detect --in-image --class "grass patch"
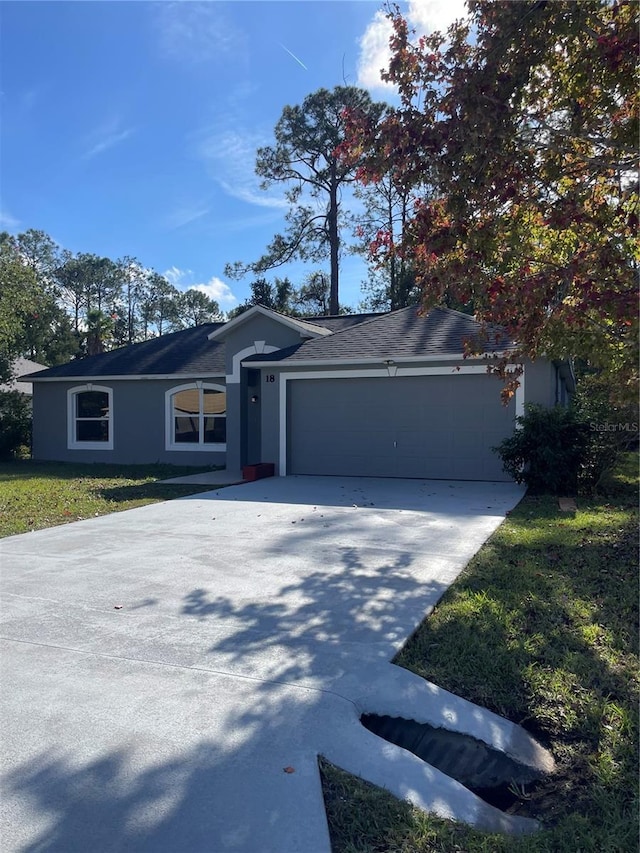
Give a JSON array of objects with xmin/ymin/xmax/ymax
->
[
  {"xmin": 321, "ymin": 454, "xmax": 639, "ymax": 852},
  {"xmin": 0, "ymin": 460, "xmax": 217, "ymax": 537}
]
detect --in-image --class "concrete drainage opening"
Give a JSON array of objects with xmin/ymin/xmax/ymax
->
[{"xmin": 361, "ymin": 713, "xmax": 546, "ymax": 811}]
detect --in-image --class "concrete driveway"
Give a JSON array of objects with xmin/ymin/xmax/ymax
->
[{"xmin": 0, "ymin": 476, "xmax": 545, "ymax": 852}]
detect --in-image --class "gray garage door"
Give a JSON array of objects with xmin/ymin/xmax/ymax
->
[{"xmin": 287, "ymin": 375, "xmax": 515, "ymax": 481}]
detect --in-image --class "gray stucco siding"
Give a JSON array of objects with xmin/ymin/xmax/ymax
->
[
  {"xmin": 222, "ymin": 314, "xmax": 310, "ymax": 378},
  {"xmin": 257, "ymin": 367, "xmax": 282, "ymax": 468},
  {"xmin": 523, "ymin": 359, "xmax": 571, "ymax": 409},
  {"xmin": 31, "ymin": 378, "xmax": 226, "ymax": 467},
  {"xmin": 32, "ymin": 381, "xmax": 67, "ymax": 460},
  {"xmin": 224, "ymin": 381, "xmax": 243, "ymax": 472},
  {"xmin": 221, "ymin": 314, "xmax": 318, "ymax": 470},
  {"xmin": 286, "ymin": 373, "xmax": 515, "ymax": 481},
  {"xmin": 524, "ymin": 360, "xmax": 552, "ymax": 408}
]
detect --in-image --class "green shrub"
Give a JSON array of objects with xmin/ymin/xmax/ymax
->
[
  {"xmin": 572, "ymin": 373, "xmax": 639, "ymax": 491},
  {"xmin": 0, "ymin": 391, "xmax": 32, "ymax": 459},
  {"xmin": 494, "ymin": 404, "xmax": 588, "ymax": 494},
  {"xmin": 495, "ymin": 381, "xmax": 639, "ymax": 494}
]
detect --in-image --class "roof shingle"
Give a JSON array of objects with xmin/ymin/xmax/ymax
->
[
  {"xmin": 27, "ymin": 323, "xmax": 226, "ymax": 379},
  {"xmin": 245, "ymin": 306, "xmax": 514, "ymax": 364},
  {"xmin": 27, "ymin": 307, "xmax": 514, "ymax": 380}
]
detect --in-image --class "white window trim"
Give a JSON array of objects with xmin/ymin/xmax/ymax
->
[
  {"xmin": 165, "ymin": 381, "xmax": 227, "ymax": 451},
  {"xmin": 227, "ymin": 341, "xmax": 279, "ymax": 384},
  {"xmin": 277, "ymin": 365, "xmax": 525, "ymax": 476},
  {"xmin": 67, "ymin": 384, "xmax": 114, "ymax": 451}
]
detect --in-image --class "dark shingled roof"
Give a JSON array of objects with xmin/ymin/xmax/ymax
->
[
  {"xmin": 245, "ymin": 306, "xmax": 515, "ymax": 364},
  {"xmin": 304, "ymin": 313, "xmax": 385, "ymax": 332},
  {"xmin": 27, "ymin": 307, "xmax": 515, "ymax": 380},
  {"xmin": 27, "ymin": 314, "xmax": 387, "ymax": 380},
  {"xmin": 28, "ymin": 323, "xmax": 226, "ymax": 379}
]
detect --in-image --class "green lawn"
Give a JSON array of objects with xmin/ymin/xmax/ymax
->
[
  {"xmin": 321, "ymin": 455, "xmax": 639, "ymax": 853},
  {"xmin": 0, "ymin": 460, "xmax": 216, "ymax": 538}
]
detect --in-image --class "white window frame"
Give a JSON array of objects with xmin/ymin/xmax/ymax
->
[
  {"xmin": 67, "ymin": 384, "xmax": 114, "ymax": 451},
  {"xmin": 165, "ymin": 382, "xmax": 226, "ymax": 451}
]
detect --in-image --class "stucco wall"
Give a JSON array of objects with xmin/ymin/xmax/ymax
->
[
  {"xmin": 221, "ymin": 313, "xmax": 309, "ymax": 470},
  {"xmin": 32, "ymin": 378, "xmax": 226, "ymax": 467},
  {"xmin": 259, "ymin": 366, "xmax": 281, "ymax": 468},
  {"xmin": 524, "ymin": 360, "xmax": 557, "ymax": 408},
  {"xmin": 221, "ymin": 313, "xmax": 309, "ymax": 378}
]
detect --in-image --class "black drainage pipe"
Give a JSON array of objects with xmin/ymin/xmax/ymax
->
[{"xmin": 361, "ymin": 714, "xmax": 544, "ymax": 810}]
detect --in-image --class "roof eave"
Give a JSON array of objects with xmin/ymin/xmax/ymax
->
[
  {"xmin": 241, "ymin": 352, "xmax": 513, "ymax": 369},
  {"xmin": 30, "ymin": 372, "xmax": 227, "ymax": 382}
]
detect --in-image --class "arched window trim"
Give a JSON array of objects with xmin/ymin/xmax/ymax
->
[
  {"xmin": 165, "ymin": 381, "xmax": 227, "ymax": 451},
  {"xmin": 67, "ymin": 384, "xmax": 114, "ymax": 451}
]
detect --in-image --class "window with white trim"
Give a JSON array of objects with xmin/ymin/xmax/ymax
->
[
  {"xmin": 166, "ymin": 383, "xmax": 226, "ymax": 450},
  {"xmin": 67, "ymin": 385, "xmax": 113, "ymax": 450}
]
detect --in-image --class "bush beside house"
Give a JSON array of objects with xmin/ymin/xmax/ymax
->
[
  {"xmin": 495, "ymin": 382, "xmax": 639, "ymax": 494},
  {"xmin": 0, "ymin": 391, "xmax": 32, "ymax": 459},
  {"xmin": 0, "ymin": 358, "xmax": 47, "ymax": 459}
]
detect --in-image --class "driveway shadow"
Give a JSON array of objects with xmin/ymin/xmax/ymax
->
[{"xmin": 3, "ymin": 691, "xmax": 331, "ymax": 853}]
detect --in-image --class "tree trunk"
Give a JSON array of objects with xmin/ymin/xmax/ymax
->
[
  {"xmin": 329, "ymin": 167, "xmax": 339, "ymax": 315},
  {"xmin": 388, "ymin": 191, "xmax": 398, "ymax": 310}
]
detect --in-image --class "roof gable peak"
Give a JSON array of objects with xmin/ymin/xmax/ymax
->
[{"xmin": 207, "ymin": 305, "xmax": 332, "ymax": 342}]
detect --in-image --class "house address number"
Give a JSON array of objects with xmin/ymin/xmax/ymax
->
[{"xmin": 265, "ymin": 374, "xmax": 275, "ymax": 383}]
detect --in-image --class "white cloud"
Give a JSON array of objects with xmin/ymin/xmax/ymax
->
[
  {"xmin": 165, "ymin": 205, "xmax": 210, "ymax": 230},
  {"xmin": 410, "ymin": 0, "xmax": 468, "ymax": 35},
  {"xmin": 163, "ymin": 266, "xmax": 192, "ymax": 286},
  {"xmin": 212, "ymin": 208, "xmax": 290, "ymax": 236},
  {"xmin": 357, "ymin": 10, "xmax": 395, "ymax": 92},
  {"xmin": 196, "ymin": 127, "xmax": 288, "ymax": 210},
  {"xmin": 163, "ymin": 267, "xmax": 237, "ymax": 306},
  {"xmin": 191, "ymin": 278, "xmax": 237, "ymax": 306},
  {"xmin": 155, "ymin": 2, "xmax": 244, "ymax": 65},
  {"xmin": 83, "ymin": 129, "xmax": 133, "ymax": 159},
  {"xmin": 82, "ymin": 118, "xmax": 135, "ymax": 160},
  {"xmin": 0, "ymin": 209, "xmax": 20, "ymax": 229},
  {"xmin": 218, "ymin": 180, "xmax": 287, "ymax": 210},
  {"xmin": 357, "ymin": 0, "xmax": 468, "ymax": 92}
]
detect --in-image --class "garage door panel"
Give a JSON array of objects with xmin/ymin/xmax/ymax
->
[
  {"xmin": 455, "ymin": 428, "xmax": 490, "ymax": 454},
  {"xmin": 287, "ymin": 375, "xmax": 514, "ymax": 481},
  {"xmin": 396, "ymin": 427, "xmax": 450, "ymax": 451}
]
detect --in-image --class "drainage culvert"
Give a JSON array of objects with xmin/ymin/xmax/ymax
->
[{"xmin": 361, "ymin": 713, "xmax": 546, "ymax": 810}]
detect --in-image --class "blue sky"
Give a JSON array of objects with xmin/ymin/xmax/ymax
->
[{"xmin": 1, "ymin": 1, "xmax": 464, "ymax": 313}]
